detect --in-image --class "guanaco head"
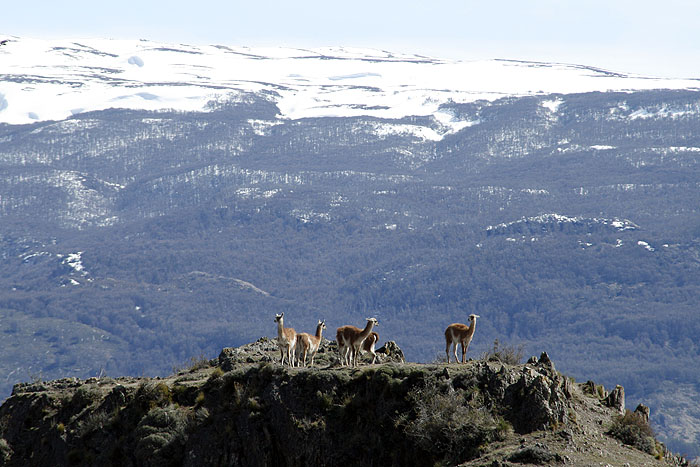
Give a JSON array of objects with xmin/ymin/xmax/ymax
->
[
  {"xmin": 469, "ymin": 314, "xmax": 480, "ymax": 322},
  {"xmin": 366, "ymin": 317, "xmax": 379, "ymax": 326},
  {"xmin": 275, "ymin": 313, "xmax": 284, "ymax": 323},
  {"xmin": 318, "ymin": 320, "xmax": 327, "ymax": 329}
]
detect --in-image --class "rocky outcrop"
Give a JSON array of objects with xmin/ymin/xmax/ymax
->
[
  {"xmin": 604, "ymin": 384, "xmax": 626, "ymax": 414},
  {"xmin": 0, "ymin": 341, "xmax": 688, "ymax": 467}
]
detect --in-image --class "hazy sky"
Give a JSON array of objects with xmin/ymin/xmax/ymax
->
[{"xmin": 3, "ymin": 0, "xmax": 700, "ymax": 79}]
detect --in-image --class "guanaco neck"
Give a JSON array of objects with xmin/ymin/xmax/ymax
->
[
  {"xmin": 315, "ymin": 323, "xmax": 324, "ymax": 340},
  {"xmin": 358, "ymin": 320, "xmax": 374, "ymax": 340},
  {"xmin": 466, "ymin": 320, "xmax": 476, "ymax": 338},
  {"xmin": 276, "ymin": 318, "xmax": 286, "ymax": 339}
]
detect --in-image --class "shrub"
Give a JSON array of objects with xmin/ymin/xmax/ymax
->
[
  {"xmin": 608, "ymin": 410, "xmax": 660, "ymax": 456},
  {"xmin": 77, "ymin": 411, "xmax": 111, "ymax": 437},
  {"xmin": 137, "ymin": 381, "xmax": 172, "ymax": 409},
  {"xmin": 135, "ymin": 404, "xmax": 189, "ymax": 464},
  {"xmin": 401, "ymin": 380, "xmax": 510, "ymax": 464},
  {"xmin": 208, "ymin": 367, "xmax": 224, "ymax": 382},
  {"xmin": 0, "ymin": 438, "xmax": 12, "ymax": 463},
  {"xmin": 480, "ymin": 339, "xmax": 525, "ymax": 365},
  {"xmin": 71, "ymin": 385, "xmax": 102, "ymax": 409},
  {"xmin": 172, "ymin": 354, "xmax": 211, "ymax": 374}
]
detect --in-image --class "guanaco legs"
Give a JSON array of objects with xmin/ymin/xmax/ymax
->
[
  {"xmin": 360, "ymin": 331, "xmax": 379, "ymax": 364},
  {"xmin": 445, "ymin": 314, "xmax": 480, "ymax": 363},
  {"xmin": 336, "ymin": 318, "xmax": 378, "ymax": 367},
  {"xmin": 275, "ymin": 313, "xmax": 297, "ymax": 367},
  {"xmin": 296, "ymin": 320, "xmax": 326, "ymax": 367}
]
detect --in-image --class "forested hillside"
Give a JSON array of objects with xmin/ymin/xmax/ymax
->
[{"xmin": 1, "ymin": 89, "xmax": 699, "ymax": 455}]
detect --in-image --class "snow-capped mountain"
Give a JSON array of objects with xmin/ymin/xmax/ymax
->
[{"xmin": 2, "ymin": 36, "xmax": 699, "ymax": 126}]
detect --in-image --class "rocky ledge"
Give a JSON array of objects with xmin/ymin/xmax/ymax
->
[{"xmin": 0, "ymin": 338, "xmax": 691, "ymax": 466}]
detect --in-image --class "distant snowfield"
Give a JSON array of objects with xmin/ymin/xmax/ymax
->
[{"xmin": 1, "ymin": 36, "xmax": 699, "ymax": 125}]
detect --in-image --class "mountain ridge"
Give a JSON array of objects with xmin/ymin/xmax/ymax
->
[
  {"xmin": 0, "ymin": 340, "xmax": 692, "ymax": 466},
  {"xmin": 2, "ymin": 36, "xmax": 699, "ymax": 125}
]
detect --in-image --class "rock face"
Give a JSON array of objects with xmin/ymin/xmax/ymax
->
[
  {"xmin": 0, "ymin": 341, "xmax": 687, "ymax": 467},
  {"xmin": 605, "ymin": 384, "xmax": 626, "ymax": 414}
]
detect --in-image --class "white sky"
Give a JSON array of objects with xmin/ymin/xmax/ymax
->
[{"xmin": 3, "ymin": 0, "xmax": 700, "ymax": 79}]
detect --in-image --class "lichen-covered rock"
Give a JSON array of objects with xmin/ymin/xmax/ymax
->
[
  {"xmin": 376, "ymin": 340, "xmax": 405, "ymax": 363},
  {"xmin": 503, "ymin": 354, "xmax": 572, "ymax": 433},
  {"xmin": 605, "ymin": 385, "xmax": 625, "ymax": 414},
  {"xmin": 508, "ymin": 442, "xmax": 564, "ymax": 464},
  {"xmin": 636, "ymin": 403, "xmax": 651, "ymax": 423},
  {"xmin": 218, "ymin": 337, "xmax": 278, "ymax": 370}
]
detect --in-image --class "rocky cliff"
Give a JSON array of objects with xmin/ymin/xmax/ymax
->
[{"xmin": 0, "ymin": 338, "xmax": 691, "ymax": 466}]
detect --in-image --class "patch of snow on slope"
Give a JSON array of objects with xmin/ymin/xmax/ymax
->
[
  {"xmin": 248, "ymin": 119, "xmax": 283, "ymax": 136},
  {"xmin": 629, "ymin": 104, "xmax": 700, "ymax": 120},
  {"xmin": 369, "ymin": 122, "xmax": 442, "ymax": 141},
  {"xmin": 638, "ymin": 240, "xmax": 655, "ymax": 251},
  {"xmin": 541, "ymin": 98, "xmax": 564, "ymax": 112},
  {"xmin": 46, "ymin": 171, "xmax": 117, "ymax": 228},
  {"xmin": 487, "ymin": 213, "xmax": 638, "ymax": 232},
  {"xmin": 433, "ymin": 109, "xmax": 479, "ymax": 135},
  {"xmin": 61, "ymin": 252, "xmax": 86, "ymax": 274}
]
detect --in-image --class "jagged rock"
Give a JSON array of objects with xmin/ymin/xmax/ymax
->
[
  {"xmin": 604, "ymin": 385, "xmax": 625, "ymax": 414},
  {"xmin": 218, "ymin": 337, "xmax": 278, "ymax": 370},
  {"xmin": 635, "ymin": 403, "xmax": 651, "ymax": 423},
  {"xmin": 536, "ymin": 351, "xmax": 555, "ymax": 374},
  {"xmin": 504, "ymin": 363, "xmax": 572, "ymax": 432},
  {"xmin": 508, "ymin": 442, "xmax": 564, "ymax": 464},
  {"xmin": 375, "ymin": 340, "xmax": 405, "ymax": 363}
]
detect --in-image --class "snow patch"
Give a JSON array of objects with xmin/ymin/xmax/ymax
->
[
  {"xmin": 487, "ymin": 213, "xmax": 638, "ymax": 232},
  {"xmin": 521, "ymin": 188, "xmax": 550, "ymax": 195},
  {"xmin": 60, "ymin": 251, "xmax": 89, "ymax": 276},
  {"xmin": 369, "ymin": 122, "xmax": 442, "ymax": 141},
  {"xmin": 541, "ymin": 98, "xmax": 563, "ymax": 112},
  {"xmin": 638, "ymin": 240, "xmax": 655, "ymax": 252},
  {"xmin": 629, "ymin": 105, "xmax": 699, "ymax": 120},
  {"xmin": 248, "ymin": 119, "xmax": 283, "ymax": 136}
]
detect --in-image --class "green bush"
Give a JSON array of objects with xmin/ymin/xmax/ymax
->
[
  {"xmin": 71, "ymin": 385, "xmax": 102, "ymax": 409},
  {"xmin": 608, "ymin": 410, "xmax": 660, "ymax": 456},
  {"xmin": 401, "ymin": 380, "xmax": 510, "ymax": 464},
  {"xmin": 480, "ymin": 339, "xmax": 525, "ymax": 365},
  {"xmin": 172, "ymin": 354, "xmax": 211, "ymax": 374},
  {"xmin": 137, "ymin": 381, "xmax": 173, "ymax": 410},
  {"xmin": 77, "ymin": 411, "xmax": 111, "ymax": 437},
  {"xmin": 135, "ymin": 404, "xmax": 189, "ymax": 465},
  {"xmin": 0, "ymin": 438, "xmax": 12, "ymax": 463}
]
